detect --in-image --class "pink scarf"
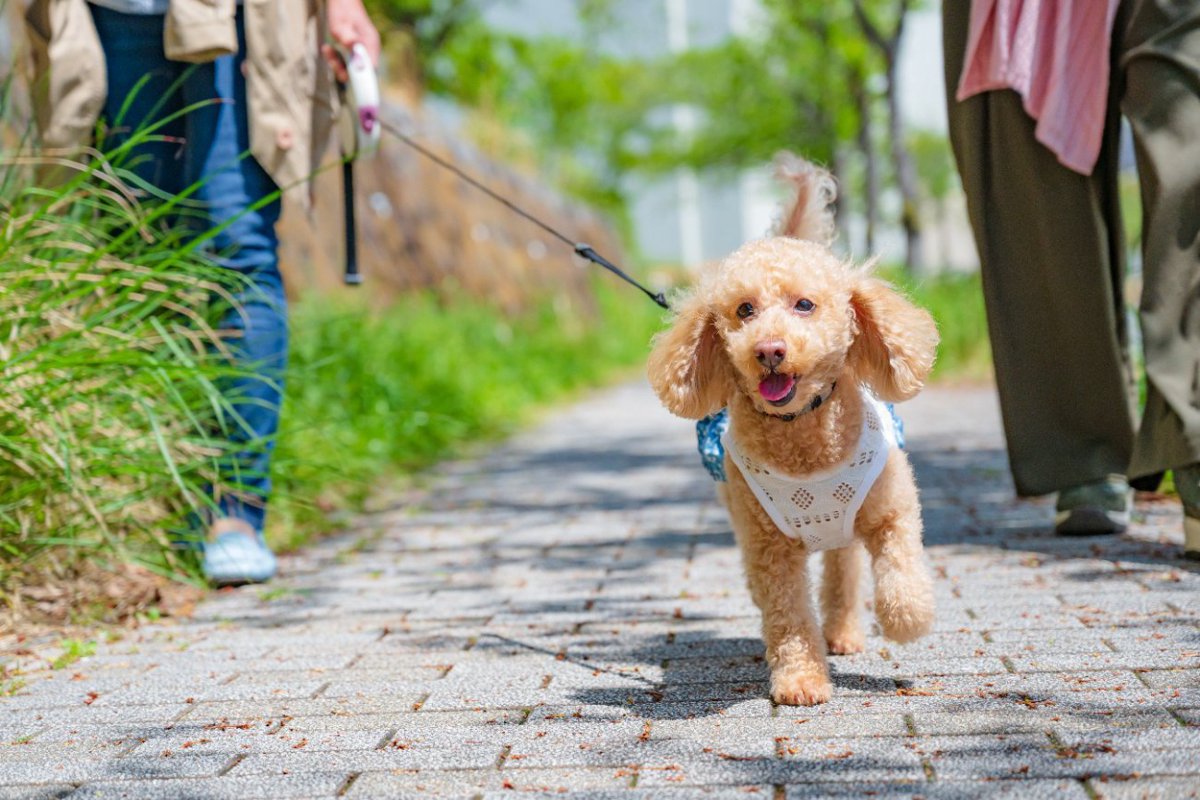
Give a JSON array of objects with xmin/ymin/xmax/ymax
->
[{"xmin": 956, "ymin": 0, "xmax": 1122, "ymax": 175}]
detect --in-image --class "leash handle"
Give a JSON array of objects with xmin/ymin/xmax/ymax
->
[
  {"xmin": 337, "ymin": 42, "xmax": 381, "ymax": 157},
  {"xmin": 342, "ymin": 159, "xmax": 362, "ymax": 286},
  {"xmin": 336, "ymin": 42, "xmax": 377, "ymax": 286}
]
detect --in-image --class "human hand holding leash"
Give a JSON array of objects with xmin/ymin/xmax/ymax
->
[{"xmin": 322, "ymin": 0, "xmax": 381, "ymax": 83}]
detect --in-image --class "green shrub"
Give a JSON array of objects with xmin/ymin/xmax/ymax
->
[
  {"xmin": 886, "ymin": 269, "xmax": 993, "ymax": 381},
  {"xmin": 267, "ymin": 280, "xmax": 663, "ymax": 549}
]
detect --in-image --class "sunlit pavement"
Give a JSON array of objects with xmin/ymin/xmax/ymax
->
[{"xmin": 2, "ymin": 381, "xmax": 1198, "ymax": 799}]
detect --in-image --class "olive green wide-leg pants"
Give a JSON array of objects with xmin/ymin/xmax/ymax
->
[{"xmin": 943, "ymin": 0, "xmax": 1200, "ymax": 497}]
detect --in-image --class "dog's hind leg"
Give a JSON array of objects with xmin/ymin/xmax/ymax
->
[
  {"xmin": 715, "ymin": 481, "xmax": 730, "ymax": 510},
  {"xmin": 820, "ymin": 543, "xmax": 866, "ymax": 655}
]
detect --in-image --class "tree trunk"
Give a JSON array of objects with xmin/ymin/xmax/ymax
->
[
  {"xmin": 852, "ymin": 72, "xmax": 879, "ymax": 255},
  {"xmin": 884, "ymin": 56, "xmax": 923, "ymax": 272},
  {"xmin": 852, "ymin": 0, "xmax": 923, "ymax": 271},
  {"xmin": 829, "ymin": 148, "xmax": 852, "ymax": 248}
]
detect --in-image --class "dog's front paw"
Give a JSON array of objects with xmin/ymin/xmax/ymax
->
[
  {"xmin": 770, "ymin": 670, "xmax": 832, "ymax": 706},
  {"xmin": 874, "ymin": 567, "xmax": 935, "ymax": 643}
]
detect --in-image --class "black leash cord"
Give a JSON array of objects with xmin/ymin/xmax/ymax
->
[{"xmin": 377, "ymin": 118, "xmax": 670, "ymax": 310}]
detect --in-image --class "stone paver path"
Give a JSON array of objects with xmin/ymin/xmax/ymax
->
[{"xmin": 2, "ymin": 382, "xmax": 1199, "ymax": 799}]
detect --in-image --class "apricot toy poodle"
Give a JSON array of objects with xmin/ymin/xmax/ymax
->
[{"xmin": 647, "ymin": 155, "xmax": 939, "ymax": 705}]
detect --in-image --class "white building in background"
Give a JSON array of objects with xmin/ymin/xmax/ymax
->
[{"xmin": 480, "ymin": 0, "xmax": 977, "ymax": 271}]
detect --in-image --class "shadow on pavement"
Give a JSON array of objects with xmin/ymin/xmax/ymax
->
[{"xmin": 909, "ymin": 445, "xmax": 1199, "ymax": 574}]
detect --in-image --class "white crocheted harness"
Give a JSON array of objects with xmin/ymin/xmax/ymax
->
[{"xmin": 722, "ymin": 390, "xmax": 897, "ymax": 551}]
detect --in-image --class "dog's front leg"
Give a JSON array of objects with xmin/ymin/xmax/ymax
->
[
  {"xmin": 756, "ymin": 544, "xmax": 832, "ymax": 705},
  {"xmin": 729, "ymin": 481, "xmax": 831, "ymax": 705},
  {"xmin": 858, "ymin": 451, "xmax": 935, "ymax": 643}
]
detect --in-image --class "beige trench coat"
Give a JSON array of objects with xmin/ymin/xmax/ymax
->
[{"xmin": 23, "ymin": 0, "xmax": 340, "ymax": 197}]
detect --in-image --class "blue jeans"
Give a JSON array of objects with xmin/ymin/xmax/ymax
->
[{"xmin": 91, "ymin": 5, "xmax": 287, "ymax": 535}]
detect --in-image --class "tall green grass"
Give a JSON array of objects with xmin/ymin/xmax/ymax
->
[
  {"xmin": 0, "ymin": 152, "xmax": 248, "ymax": 589},
  {"xmin": 0, "ymin": 151, "xmax": 666, "ymax": 585}
]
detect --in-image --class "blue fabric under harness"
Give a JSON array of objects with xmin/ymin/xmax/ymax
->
[{"xmin": 695, "ymin": 401, "xmax": 905, "ymax": 483}]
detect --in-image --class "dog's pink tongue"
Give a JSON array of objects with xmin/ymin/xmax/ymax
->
[{"xmin": 758, "ymin": 373, "xmax": 795, "ymax": 402}]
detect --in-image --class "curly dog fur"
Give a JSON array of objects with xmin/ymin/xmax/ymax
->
[{"xmin": 647, "ymin": 154, "xmax": 939, "ymax": 706}]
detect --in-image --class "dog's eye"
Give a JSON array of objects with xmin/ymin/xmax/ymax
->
[
  {"xmin": 794, "ymin": 298, "xmax": 815, "ymax": 315},
  {"xmin": 736, "ymin": 302, "xmax": 755, "ymax": 319}
]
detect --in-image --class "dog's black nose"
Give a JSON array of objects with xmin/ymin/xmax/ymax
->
[{"xmin": 755, "ymin": 339, "xmax": 787, "ymax": 369}]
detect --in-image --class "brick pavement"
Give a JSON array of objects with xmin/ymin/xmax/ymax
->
[{"xmin": 1, "ymin": 382, "xmax": 1198, "ymax": 799}]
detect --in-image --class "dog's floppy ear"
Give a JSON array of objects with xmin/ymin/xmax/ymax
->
[
  {"xmin": 848, "ymin": 275, "xmax": 939, "ymax": 402},
  {"xmin": 647, "ymin": 291, "xmax": 733, "ymax": 419}
]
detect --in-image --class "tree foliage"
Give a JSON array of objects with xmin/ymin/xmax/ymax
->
[
  {"xmin": 363, "ymin": 0, "xmax": 477, "ymax": 63},
  {"xmin": 366, "ymin": 0, "xmax": 937, "ymax": 264}
]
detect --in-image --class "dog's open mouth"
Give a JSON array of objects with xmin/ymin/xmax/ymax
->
[{"xmin": 758, "ymin": 372, "xmax": 797, "ymax": 406}]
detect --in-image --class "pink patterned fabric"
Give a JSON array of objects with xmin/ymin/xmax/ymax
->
[{"xmin": 956, "ymin": 0, "xmax": 1121, "ymax": 175}]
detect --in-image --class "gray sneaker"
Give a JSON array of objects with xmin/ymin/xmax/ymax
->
[
  {"xmin": 1054, "ymin": 475, "xmax": 1132, "ymax": 535},
  {"xmin": 203, "ymin": 517, "xmax": 277, "ymax": 586},
  {"xmin": 1174, "ymin": 464, "xmax": 1200, "ymax": 560}
]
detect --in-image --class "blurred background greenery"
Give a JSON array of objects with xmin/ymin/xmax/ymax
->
[
  {"xmin": 0, "ymin": 0, "xmax": 1005, "ymax": 624},
  {"xmin": 361, "ymin": 0, "xmax": 969, "ymax": 273}
]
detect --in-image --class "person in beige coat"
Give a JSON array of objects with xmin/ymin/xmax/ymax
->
[{"xmin": 24, "ymin": 0, "xmax": 380, "ymax": 583}]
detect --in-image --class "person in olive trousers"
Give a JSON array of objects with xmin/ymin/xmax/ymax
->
[{"xmin": 942, "ymin": 0, "xmax": 1200, "ymax": 556}]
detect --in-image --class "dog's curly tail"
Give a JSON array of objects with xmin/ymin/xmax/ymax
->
[{"xmin": 772, "ymin": 152, "xmax": 838, "ymax": 247}]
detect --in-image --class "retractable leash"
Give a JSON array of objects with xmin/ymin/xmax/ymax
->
[
  {"xmin": 333, "ymin": 45, "xmax": 669, "ymax": 310},
  {"xmin": 337, "ymin": 43, "xmax": 381, "ymax": 287}
]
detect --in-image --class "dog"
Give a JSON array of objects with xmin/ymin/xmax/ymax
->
[{"xmin": 646, "ymin": 155, "xmax": 939, "ymax": 705}]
